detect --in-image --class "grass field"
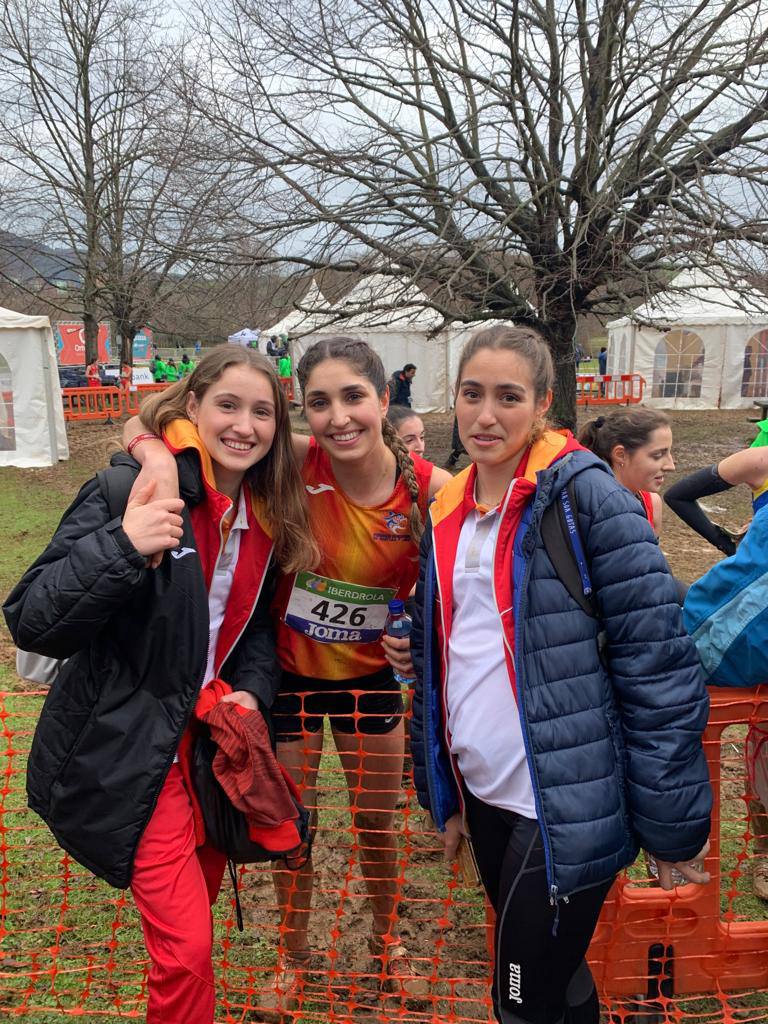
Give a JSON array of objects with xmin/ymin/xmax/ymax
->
[{"xmin": 0, "ymin": 414, "xmax": 767, "ymax": 1022}]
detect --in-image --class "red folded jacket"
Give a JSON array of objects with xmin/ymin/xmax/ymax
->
[{"xmin": 193, "ymin": 679, "xmax": 304, "ymax": 853}]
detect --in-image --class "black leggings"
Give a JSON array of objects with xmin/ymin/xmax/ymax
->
[{"xmin": 464, "ymin": 790, "xmax": 614, "ymax": 1024}]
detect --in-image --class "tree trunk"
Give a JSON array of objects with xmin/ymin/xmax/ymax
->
[
  {"xmin": 542, "ymin": 316, "xmax": 578, "ymax": 431},
  {"xmin": 118, "ymin": 326, "xmax": 137, "ymax": 367},
  {"xmin": 82, "ymin": 310, "xmax": 99, "ymax": 365}
]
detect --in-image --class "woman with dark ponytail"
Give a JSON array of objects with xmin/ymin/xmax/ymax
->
[
  {"xmin": 261, "ymin": 337, "xmax": 449, "ymax": 1011},
  {"xmin": 579, "ymin": 408, "xmax": 674, "ymax": 535}
]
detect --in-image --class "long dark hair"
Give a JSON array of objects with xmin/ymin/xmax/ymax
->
[
  {"xmin": 579, "ymin": 409, "xmax": 671, "ymax": 468},
  {"xmin": 297, "ymin": 336, "xmax": 425, "ymax": 540}
]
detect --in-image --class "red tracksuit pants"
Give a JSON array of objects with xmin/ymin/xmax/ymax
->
[{"xmin": 131, "ymin": 764, "xmax": 226, "ymax": 1024}]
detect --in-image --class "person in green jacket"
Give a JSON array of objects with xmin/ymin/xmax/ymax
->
[
  {"xmin": 278, "ymin": 354, "xmax": 292, "ymax": 379},
  {"xmin": 152, "ymin": 358, "xmax": 168, "ymax": 383},
  {"xmin": 165, "ymin": 359, "xmax": 180, "ymax": 383}
]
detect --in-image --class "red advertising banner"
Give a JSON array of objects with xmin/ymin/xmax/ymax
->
[
  {"xmin": 55, "ymin": 323, "xmax": 154, "ymax": 364},
  {"xmin": 55, "ymin": 323, "xmax": 110, "ymax": 364}
]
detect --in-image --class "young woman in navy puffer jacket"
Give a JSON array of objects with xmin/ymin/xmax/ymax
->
[{"xmin": 403, "ymin": 325, "xmax": 712, "ymax": 1024}]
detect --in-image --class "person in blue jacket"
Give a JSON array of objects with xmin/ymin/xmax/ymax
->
[{"xmin": 404, "ymin": 324, "xmax": 712, "ymax": 1024}]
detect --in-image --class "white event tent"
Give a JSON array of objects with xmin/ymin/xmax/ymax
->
[
  {"xmin": 0, "ymin": 306, "xmax": 69, "ymax": 467},
  {"xmin": 263, "ymin": 282, "xmax": 337, "ymax": 339},
  {"xmin": 290, "ymin": 275, "xmax": 457, "ymax": 412},
  {"xmin": 607, "ymin": 270, "xmax": 768, "ymax": 409}
]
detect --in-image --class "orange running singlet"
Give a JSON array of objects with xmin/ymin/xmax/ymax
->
[
  {"xmin": 638, "ymin": 489, "xmax": 655, "ymax": 529},
  {"xmin": 274, "ymin": 439, "xmax": 432, "ymax": 679}
]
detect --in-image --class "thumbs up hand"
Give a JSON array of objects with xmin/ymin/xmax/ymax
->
[{"xmin": 121, "ymin": 479, "xmax": 185, "ymax": 557}]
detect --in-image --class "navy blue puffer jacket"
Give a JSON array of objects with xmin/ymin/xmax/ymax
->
[{"xmin": 410, "ymin": 446, "xmax": 712, "ymax": 900}]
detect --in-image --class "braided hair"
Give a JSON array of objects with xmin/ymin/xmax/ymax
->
[{"xmin": 297, "ymin": 336, "xmax": 425, "ymax": 541}]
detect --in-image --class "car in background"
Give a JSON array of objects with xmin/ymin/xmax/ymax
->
[{"xmin": 58, "ymin": 365, "xmax": 88, "ymax": 389}]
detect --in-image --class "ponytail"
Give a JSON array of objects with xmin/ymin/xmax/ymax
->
[{"xmin": 382, "ymin": 417, "xmax": 424, "ymax": 542}]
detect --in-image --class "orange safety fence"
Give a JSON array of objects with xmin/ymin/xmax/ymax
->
[
  {"xmin": 61, "ymin": 385, "xmax": 171, "ymax": 422},
  {"xmin": 61, "ymin": 387, "xmax": 124, "ymax": 423},
  {"xmin": 62, "ymin": 382, "xmax": 295, "ymax": 421},
  {"xmin": 0, "ymin": 686, "xmax": 766, "ymax": 1022},
  {"xmin": 121, "ymin": 384, "xmax": 172, "ymax": 417},
  {"xmin": 577, "ymin": 374, "xmax": 646, "ymax": 406}
]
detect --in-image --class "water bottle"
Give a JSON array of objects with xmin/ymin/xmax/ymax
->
[{"xmin": 385, "ymin": 599, "xmax": 416, "ymax": 686}]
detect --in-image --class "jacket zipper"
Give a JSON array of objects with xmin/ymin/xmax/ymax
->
[
  {"xmin": 126, "ymin": 503, "xmax": 212, "ymax": 881},
  {"xmin": 430, "ymin": 521, "xmax": 466, "ymax": 828},
  {"xmin": 508, "ymin": 501, "xmax": 559, "ymax": 908},
  {"xmin": 421, "ymin": 549, "xmax": 441, "ymax": 820}
]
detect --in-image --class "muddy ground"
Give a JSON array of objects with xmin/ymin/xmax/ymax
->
[{"xmin": 0, "ymin": 409, "xmax": 763, "ymax": 1023}]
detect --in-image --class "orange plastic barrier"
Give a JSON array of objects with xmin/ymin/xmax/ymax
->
[
  {"xmin": 279, "ymin": 375, "xmax": 295, "ymax": 402},
  {"xmin": 590, "ymin": 686, "xmax": 768, "ymax": 1019},
  {"xmin": 62, "ymin": 384, "xmax": 169, "ymax": 421},
  {"xmin": 0, "ymin": 686, "xmax": 766, "ymax": 1022},
  {"xmin": 61, "ymin": 386, "xmax": 123, "ymax": 423},
  {"xmin": 577, "ymin": 373, "xmax": 646, "ymax": 406},
  {"xmin": 122, "ymin": 383, "xmax": 171, "ymax": 416}
]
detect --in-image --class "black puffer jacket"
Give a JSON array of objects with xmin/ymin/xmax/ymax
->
[{"xmin": 3, "ymin": 453, "xmax": 279, "ymax": 888}]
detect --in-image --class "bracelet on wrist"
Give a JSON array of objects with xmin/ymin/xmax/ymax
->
[{"xmin": 126, "ymin": 432, "xmax": 162, "ymax": 457}]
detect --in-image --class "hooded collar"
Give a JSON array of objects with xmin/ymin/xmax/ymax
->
[{"xmin": 430, "ymin": 429, "xmax": 586, "ymax": 528}]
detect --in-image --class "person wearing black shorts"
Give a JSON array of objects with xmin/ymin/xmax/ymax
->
[{"xmin": 272, "ymin": 668, "xmax": 403, "ymax": 742}]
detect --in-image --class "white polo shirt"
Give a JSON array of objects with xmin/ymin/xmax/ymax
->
[
  {"xmin": 445, "ymin": 494, "xmax": 536, "ymax": 819},
  {"xmin": 202, "ymin": 488, "xmax": 249, "ymax": 687},
  {"xmin": 173, "ymin": 490, "xmax": 248, "ymax": 763}
]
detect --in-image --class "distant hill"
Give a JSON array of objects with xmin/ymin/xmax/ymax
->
[{"xmin": 0, "ymin": 231, "xmax": 81, "ymax": 287}]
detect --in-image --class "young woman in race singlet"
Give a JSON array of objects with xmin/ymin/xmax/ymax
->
[
  {"xmin": 665, "ymin": 444, "xmax": 768, "ymax": 900},
  {"xmin": 269, "ymin": 338, "xmax": 448, "ymax": 1012},
  {"xmin": 410, "ymin": 325, "xmax": 711, "ymax": 1024},
  {"xmin": 579, "ymin": 408, "xmax": 675, "ymax": 536},
  {"xmin": 123, "ymin": 336, "xmax": 449, "ymax": 1014}
]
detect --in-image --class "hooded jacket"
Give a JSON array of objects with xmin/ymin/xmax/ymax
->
[
  {"xmin": 410, "ymin": 431, "xmax": 712, "ymax": 900},
  {"xmin": 3, "ymin": 422, "xmax": 279, "ymax": 889}
]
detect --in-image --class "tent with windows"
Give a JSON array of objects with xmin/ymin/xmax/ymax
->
[
  {"xmin": 290, "ymin": 275, "xmax": 458, "ymax": 412},
  {"xmin": 0, "ymin": 306, "xmax": 69, "ymax": 467},
  {"xmin": 606, "ymin": 270, "xmax": 768, "ymax": 409}
]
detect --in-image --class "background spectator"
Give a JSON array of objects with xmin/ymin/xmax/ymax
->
[{"xmin": 390, "ymin": 363, "xmax": 417, "ymax": 407}]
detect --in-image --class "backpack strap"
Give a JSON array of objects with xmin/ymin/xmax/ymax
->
[
  {"xmin": 540, "ymin": 482, "xmax": 608, "ymax": 664},
  {"xmin": 96, "ymin": 464, "xmax": 139, "ymax": 520}
]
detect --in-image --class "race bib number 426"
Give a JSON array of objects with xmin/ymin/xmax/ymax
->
[{"xmin": 285, "ymin": 572, "xmax": 397, "ymax": 644}]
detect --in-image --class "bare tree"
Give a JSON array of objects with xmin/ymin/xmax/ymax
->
[
  {"xmin": 0, "ymin": 0, "xmax": 249, "ymax": 365},
  {"xmin": 188, "ymin": 0, "xmax": 768, "ymax": 424}
]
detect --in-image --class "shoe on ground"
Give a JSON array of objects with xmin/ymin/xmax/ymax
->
[
  {"xmin": 255, "ymin": 952, "xmax": 311, "ymax": 1023},
  {"xmin": 369, "ymin": 936, "xmax": 430, "ymax": 1001},
  {"xmin": 753, "ymin": 857, "xmax": 768, "ymax": 901}
]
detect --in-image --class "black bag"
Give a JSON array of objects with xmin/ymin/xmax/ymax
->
[{"xmin": 190, "ymin": 728, "xmax": 311, "ymax": 867}]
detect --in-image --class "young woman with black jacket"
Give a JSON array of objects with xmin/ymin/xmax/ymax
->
[{"xmin": 3, "ymin": 346, "xmax": 316, "ymax": 1024}]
